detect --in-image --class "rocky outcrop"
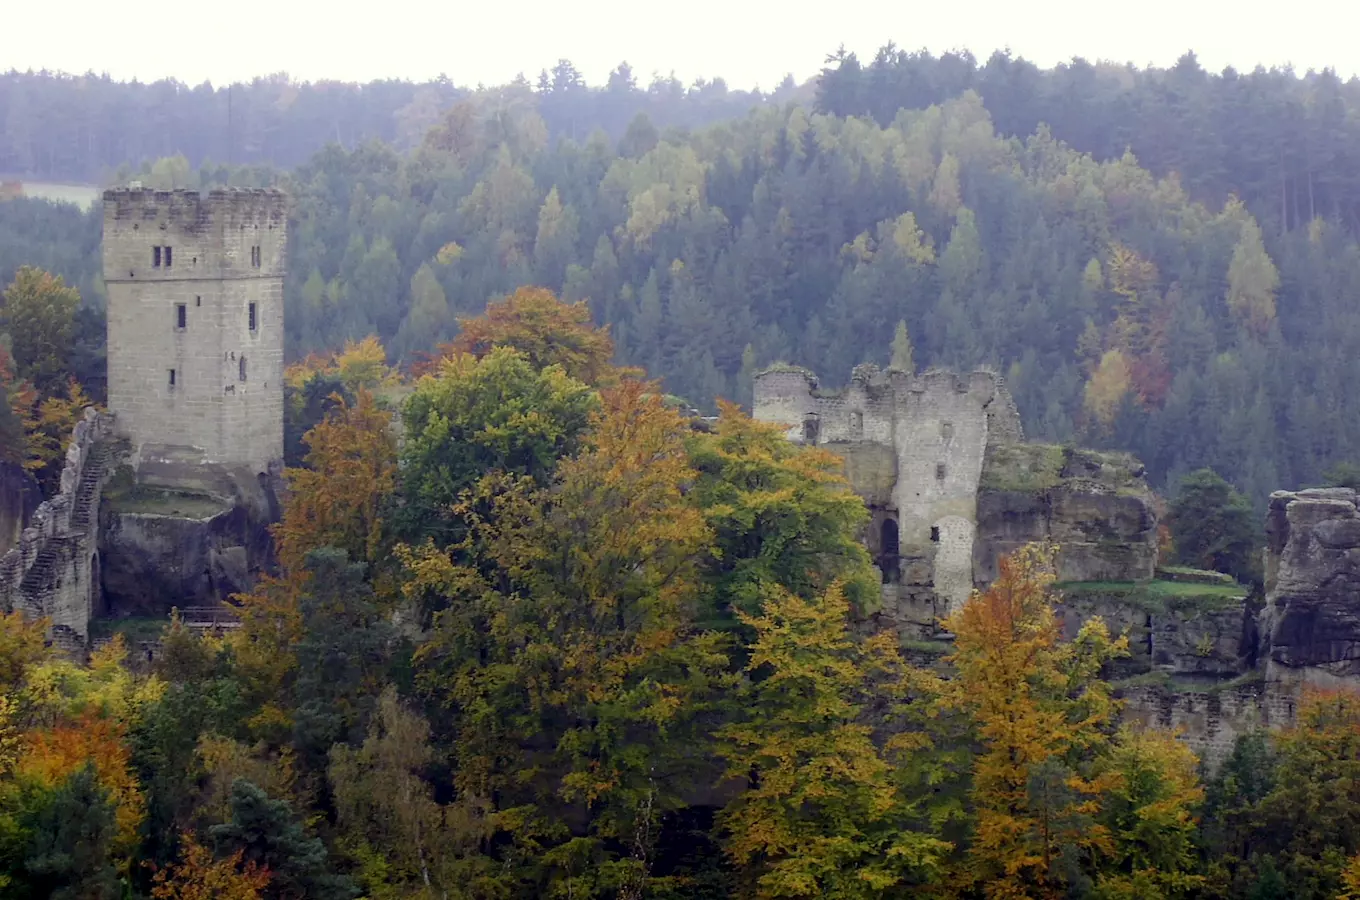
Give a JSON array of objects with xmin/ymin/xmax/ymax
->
[
  {"xmin": 974, "ymin": 444, "xmax": 1158, "ymax": 585},
  {"xmin": 98, "ymin": 465, "xmax": 279, "ymax": 616},
  {"xmin": 1260, "ymin": 488, "xmax": 1360, "ymax": 686}
]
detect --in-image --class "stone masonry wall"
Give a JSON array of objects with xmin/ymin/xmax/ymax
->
[
  {"xmin": 0, "ymin": 409, "xmax": 114, "ymax": 643},
  {"xmin": 103, "ymin": 188, "xmax": 285, "ymax": 475},
  {"xmin": 753, "ymin": 363, "xmax": 1023, "ymax": 616}
]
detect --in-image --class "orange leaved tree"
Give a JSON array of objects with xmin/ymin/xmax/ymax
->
[{"xmin": 943, "ymin": 543, "xmax": 1127, "ymax": 899}]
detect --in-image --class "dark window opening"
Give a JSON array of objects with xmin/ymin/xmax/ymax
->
[
  {"xmin": 248, "ymin": 302, "xmax": 257, "ymax": 331},
  {"xmin": 164, "ymin": 246, "xmax": 172, "ymax": 267},
  {"xmin": 936, "ymin": 462, "xmax": 947, "ymax": 481},
  {"xmin": 880, "ymin": 518, "xmax": 900, "ymax": 584},
  {"xmin": 802, "ymin": 413, "xmax": 820, "ymax": 444},
  {"xmin": 168, "ymin": 369, "xmax": 176, "ymax": 388},
  {"xmin": 195, "ymin": 295, "xmax": 201, "ymax": 307},
  {"xmin": 153, "ymin": 246, "xmax": 162, "ymax": 267},
  {"xmin": 930, "ymin": 526, "xmax": 940, "ymax": 543},
  {"xmin": 239, "ymin": 356, "xmax": 247, "ymax": 382},
  {"xmin": 175, "ymin": 304, "xmax": 186, "ymax": 329},
  {"xmin": 941, "ymin": 421, "xmax": 954, "ymax": 440}
]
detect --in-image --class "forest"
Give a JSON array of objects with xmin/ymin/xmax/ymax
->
[
  {"xmin": 1, "ymin": 287, "xmax": 1358, "ymax": 900},
  {"xmin": 4, "ymin": 45, "xmax": 1360, "ymax": 897},
  {"xmin": 6, "ymin": 49, "xmax": 1360, "ymax": 505}
]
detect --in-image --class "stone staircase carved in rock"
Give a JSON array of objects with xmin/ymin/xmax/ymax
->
[{"xmin": 0, "ymin": 409, "xmax": 115, "ymax": 646}]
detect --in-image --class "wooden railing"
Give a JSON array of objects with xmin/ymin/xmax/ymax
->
[{"xmin": 178, "ymin": 605, "xmax": 242, "ymax": 629}]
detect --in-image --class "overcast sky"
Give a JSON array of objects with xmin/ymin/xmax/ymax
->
[{"xmin": 10, "ymin": 0, "xmax": 1360, "ymax": 88}]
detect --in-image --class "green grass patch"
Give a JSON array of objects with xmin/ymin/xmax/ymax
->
[
  {"xmin": 104, "ymin": 484, "xmax": 231, "ymax": 518},
  {"xmin": 1113, "ymin": 669, "xmax": 1263, "ymax": 696},
  {"xmin": 1155, "ymin": 565, "xmax": 1236, "ymax": 585},
  {"xmin": 981, "ymin": 443, "xmax": 1067, "ymax": 493},
  {"xmin": 901, "ymin": 639, "xmax": 953, "ymax": 657},
  {"xmin": 1056, "ymin": 578, "xmax": 1247, "ymax": 614}
]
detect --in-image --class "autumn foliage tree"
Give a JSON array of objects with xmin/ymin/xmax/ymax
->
[
  {"xmin": 150, "ymin": 833, "xmax": 271, "ymax": 900},
  {"xmin": 408, "ymin": 381, "xmax": 734, "ymax": 896},
  {"xmin": 943, "ymin": 543, "xmax": 1127, "ymax": 899},
  {"xmin": 717, "ymin": 582, "xmax": 950, "ymax": 899},
  {"xmin": 0, "ymin": 266, "xmax": 80, "ymax": 395},
  {"xmin": 422, "ymin": 286, "xmax": 623, "ymax": 386},
  {"xmin": 230, "ymin": 387, "xmax": 398, "ymax": 738}
]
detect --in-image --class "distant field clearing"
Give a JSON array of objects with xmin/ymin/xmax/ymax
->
[{"xmin": 0, "ymin": 180, "xmax": 100, "ymax": 210}]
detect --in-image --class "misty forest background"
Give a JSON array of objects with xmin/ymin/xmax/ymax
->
[{"xmin": 6, "ymin": 49, "xmax": 1360, "ymax": 505}]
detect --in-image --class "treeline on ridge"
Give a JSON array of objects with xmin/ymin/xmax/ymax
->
[{"xmin": 8, "ymin": 49, "xmax": 1360, "ymax": 509}]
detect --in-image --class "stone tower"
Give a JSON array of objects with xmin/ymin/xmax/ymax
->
[
  {"xmin": 752, "ymin": 363, "xmax": 1024, "ymax": 615},
  {"xmin": 103, "ymin": 187, "xmax": 286, "ymax": 476}
]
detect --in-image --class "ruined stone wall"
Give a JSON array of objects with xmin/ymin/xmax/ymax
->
[
  {"xmin": 1122, "ymin": 681, "xmax": 1298, "ymax": 767},
  {"xmin": 752, "ymin": 363, "xmax": 1014, "ymax": 615},
  {"xmin": 892, "ymin": 370, "xmax": 998, "ymax": 613},
  {"xmin": 0, "ymin": 409, "xmax": 114, "ymax": 642},
  {"xmin": 103, "ymin": 188, "xmax": 285, "ymax": 475}
]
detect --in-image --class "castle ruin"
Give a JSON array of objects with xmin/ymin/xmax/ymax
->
[
  {"xmin": 104, "ymin": 187, "xmax": 286, "ymax": 476},
  {"xmin": 0, "ymin": 188, "xmax": 288, "ymax": 647},
  {"xmin": 753, "ymin": 362, "xmax": 1158, "ymax": 633}
]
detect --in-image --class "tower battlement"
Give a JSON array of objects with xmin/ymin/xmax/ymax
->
[{"xmin": 103, "ymin": 187, "xmax": 286, "ymax": 476}]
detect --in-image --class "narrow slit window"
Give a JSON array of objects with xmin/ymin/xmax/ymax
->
[
  {"xmin": 195, "ymin": 295, "xmax": 201, "ymax": 307},
  {"xmin": 153, "ymin": 246, "xmax": 162, "ymax": 268},
  {"xmin": 164, "ymin": 246, "xmax": 172, "ymax": 267},
  {"xmin": 239, "ymin": 356, "xmax": 247, "ymax": 382},
  {"xmin": 175, "ymin": 303, "xmax": 186, "ymax": 329},
  {"xmin": 248, "ymin": 302, "xmax": 257, "ymax": 331},
  {"xmin": 168, "ymin": 369, "xmax": 176, "ymax": 388},
  {"xmin": 936, "ymin": 462, "xmax": 947, "ymax": 481},
  {"xmin": 930, "ymin": 526, "xmax": 940, "ymax": 543}
]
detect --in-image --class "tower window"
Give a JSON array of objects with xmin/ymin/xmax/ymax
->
[
  {"xmin": 164, "ymin": 246, "xmax": 172, "ymax": 267},
  {"xmin": 930, "ymin": 526, "xmax": 940, "ymax": 543},
  {"xmin": 168, "ymin": 369, "xmax": 177, "ymax": 389},
  {"xmin": 941, "ymin": 421, "xmax": 954, "ymax": 440},
  {"xmin": 153, "ymin": 246, "xmax": 162, "ymax": 267},
  {"xmin": 195, "ymin": 295, "xmax": 201, "ymax": 307},
  {"xmin": 802, "ymin": 413, "xmax": 820, "ymax": 444},
  {"xmin": 175, "ymin": 303, "xmax": 186, "ymax": 329},
  {"xmin": 239, "ymin": 356, "xmax": 247, "ymax": 382},
  {"xmin": 248, "ymin": 302, "xmax": 257, "ymax": 331},
  {"xmin": 850, "ymin": 410, "xmax": 863, "ymax": 436},
  {"xmin": 250, "ymin": 245, "xmax": 262, "ymax": 268},
  {"xmin": 936, "ymin": 463, "xmax": 947, "ymax": 481}
]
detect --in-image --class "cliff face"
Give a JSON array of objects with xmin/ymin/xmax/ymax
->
[
  {"xmin": 0, "ymin": 462, "xmax": 39, "ymax": 555},
  {"xmin": 1260, "ymin": 488, "xmax": 1360, "ymax": 686},
  {"xmin": 973, "ymin": 444, "xmax": 1159, "ymax": 586},
  {"xmin": 98, "ymin": 464, "xmax": 279, "ymax": 617}
]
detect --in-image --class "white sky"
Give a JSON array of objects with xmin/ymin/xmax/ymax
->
[{"xmin": 10, "ymin": 0, "xmax": 1360, "ymax": 89}]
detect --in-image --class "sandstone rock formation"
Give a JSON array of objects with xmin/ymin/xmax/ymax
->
[{"xmin": 1260, "ymin": 487, "xmax": 1360, "ymax": 687}]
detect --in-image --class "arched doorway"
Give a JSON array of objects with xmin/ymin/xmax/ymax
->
[{"xmin": 880, "ymin": 518, "xmax": 900, "ymax": 584}]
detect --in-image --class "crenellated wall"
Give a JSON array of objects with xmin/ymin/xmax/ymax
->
[{"xmin": 0, "ymin": 408, "xmax": 115, "ymax": 643}]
